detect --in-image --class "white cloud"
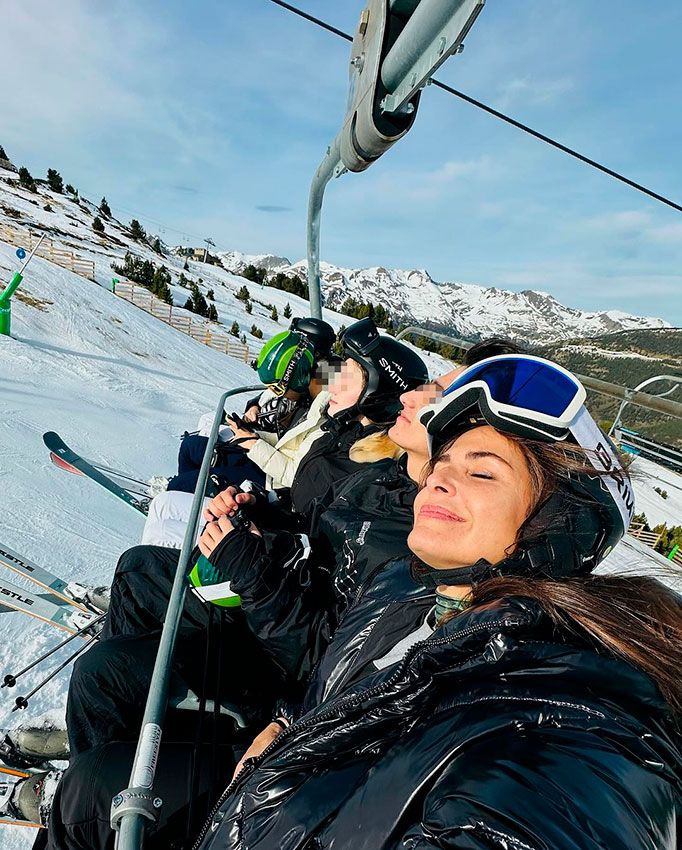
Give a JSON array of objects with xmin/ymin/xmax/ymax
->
[{"xmin": 495, "ymin": 75, "xmax": 574, "ymax": 108}]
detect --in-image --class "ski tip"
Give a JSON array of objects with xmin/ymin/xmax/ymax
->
[{"xmin": 49, "ymin": 452, "xmax": 83, "ymax": 476}]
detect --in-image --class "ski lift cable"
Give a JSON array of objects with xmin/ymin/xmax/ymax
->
[{"xmin": 267, "ymin": 0, "xmax": 682, "ymax": 216}]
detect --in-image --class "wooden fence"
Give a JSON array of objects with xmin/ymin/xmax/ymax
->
[
  {"xmin": 113, "ymin": 280, "xmax": 251, "ymax": 362},
  {"xmin": 0, "ymin": 223, "xmax": 96, "ymax": 280},
  {"xmin": 628, "ymin": 522, "xmax": 663, "ymax": 550}
]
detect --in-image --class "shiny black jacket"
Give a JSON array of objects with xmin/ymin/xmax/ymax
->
[
  {"xmin": 196, "ymin": 559, "xmax": 682, "ymax": 850},
  {"xmin": 209, "ymin": 460, "xmax": 416, "ymax": 684},
  {"xmin": 288, "ymin": 418, "xmax": 385, "ymax": 514}
]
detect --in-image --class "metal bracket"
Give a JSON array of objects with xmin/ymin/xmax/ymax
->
[{"xmin": 111, "ymin": 787, "xmax": 163, "ymax": 831}]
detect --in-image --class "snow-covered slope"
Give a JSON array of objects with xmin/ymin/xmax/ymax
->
[{"xmin": 220, "ymin": 253, "xmax": 669, "ymax": 343}]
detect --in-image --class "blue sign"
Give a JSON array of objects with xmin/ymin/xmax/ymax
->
[{"xmin": 16, "ymin": 247, "xmax": 26, "ymax": 260}]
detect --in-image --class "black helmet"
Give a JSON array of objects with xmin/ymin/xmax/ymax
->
[
  {"xmin": 290, "ymin": 317, "xmax": 335, "ymax": 358},
  {"xmin": 417, "ymin": 355, "xmax": 634, "ymax": 584},
  {"xmin": 340, "ymin": 318, "xmax": 429, "ymax": 425}
]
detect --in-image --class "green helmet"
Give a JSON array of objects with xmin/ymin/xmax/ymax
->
[
  {"xmin": 188, "ymin": 554, "xmax": 241, "ymax": 607},
  {"xmin": 256, "ymin": 331, "xmax": 315, "ymax": 393}
]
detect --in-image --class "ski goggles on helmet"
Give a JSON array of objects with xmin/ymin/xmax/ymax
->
[{"xmin": 419, "ymin": 354, "xmax": 587, "ymax": 449}]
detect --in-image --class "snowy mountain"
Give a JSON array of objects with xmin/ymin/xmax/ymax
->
[
  {"xmin": 0, "ymin": 142, "xmax": 669, "ymax": 348},
  {"xmin": 219, "ymin": 253, "xmax": 670, "ymax": 343}
]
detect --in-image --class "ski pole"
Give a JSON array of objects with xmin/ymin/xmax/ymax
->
[
  {"xmin": 12, "ymin": 635, "xmax": 98, "ymax": 712},
  {"xmin": 2, "ymin": 613, "xmax": 105, "ymax": 689},
  {"xmin": 93, "ymin": 466, "xmax": 149, "ymax": 489}
]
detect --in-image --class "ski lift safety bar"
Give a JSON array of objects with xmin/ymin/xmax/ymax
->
[
  {"xmin": 395, "ymin": 326, "xmax": 682, "ymax": 421},
  {"xmin": 112, "ymin": 384, "xmax": 266, "ymax": 850}
]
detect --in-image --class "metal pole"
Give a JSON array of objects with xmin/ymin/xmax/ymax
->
[
  {"xmin": 382, "ymin": 0, "xmax": 470, "ymax": 91},
  {"xmin": 113, "ymin": 384, "xmax": 265, "ymax": 850},
  {"xmin": 0, "ymin": 234, "xmax": 47, "ymax": 336},
  {"xmin": 306, "ymin": 138, "xmax": 345, "ymax": 319}
]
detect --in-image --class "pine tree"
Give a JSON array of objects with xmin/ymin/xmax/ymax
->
[
  {"xmin": 333, "ymin": 326, "xmax": 347, "ymax": 356},
  {"xmin": 43, "ymin": 203, "xmax": 53, "ymax": 212},
  {"xmin": 207, "ymin": 288, "xmax": 215, "ymax": 301},
  {"xmin": 129, "ymin": 219, "xmax": 146, "ymax": 241},
  {"xmin": 152, "ymin": 237, "xmax": 163, "ymax": 255},
  {"xmin": 65, "ymin": 183, "xmax": 76, "ymax": 195},
  {"xmin": 230, "ymin": 320, "xmax": 240, "ymax": 337},
  {"xmin": 93, "ymin": 216, "xmax": 105, "ymax": 234},
  {"xmin": 250, "ymin": 324, "xmax": 263, "ymax": 339},
  {"xmin": 271, "ymin": 306, "xmax": 278, "ymax": 322},
  {"xmin": 245, "ymin": 300, "xmax": 253, "ymax": 314},
  {"xmin": 150, "ymin": 265, "xmax": 172, "ymax": 304},
  {"xmin": 183, "ymin": 259, "xmax": 189, "ymax": 271},
  {"xmin": 236, "ymin": 285, "xmax": 251, "ymax": 302},
  {"xmin": 46, "ymin": 168, "xmax": 64, "ymax": 193},
  {"xmin": 99, "ymin": 197, "xmax": 111, "ymax": 218},
  {"xmin": 207, "ymin": 303, "xmax": 219, "ymax": 322},
  {"xmin": 18, "ymin": 166, "xmax": 37, "ymax": 192},
  {"xmin": 240, "ymin": 333, "xmax": 247, "ymax": 344},
  {"xmin": 283, "ymin": 302, "xmax": 292, "ymax": 319},
  {"xmin": 140, "ymin": 260, "xmax": 155, "ymax": 287},
  {"xmin": 242, "ymin": 265, "xmax": 267, "ymax": 285},
  {"xmin": 184, "ymin": 282, "xmax": 209, "ymax": 317}
]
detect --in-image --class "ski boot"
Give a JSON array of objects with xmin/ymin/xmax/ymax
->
[
  {"xmin": 147, "ymin": 475, "xmax": 169, "ymax": 498},
  {"xmin": 0, "ymin": 768, "xmax": 62, "ymax": 826},
  {"xmin": 0, "ymin": 725, "xmax": 69, "ymax": 770},
  {"xmin": 63, "ymin": 581, "xmax": 111, "ymax": 614}
]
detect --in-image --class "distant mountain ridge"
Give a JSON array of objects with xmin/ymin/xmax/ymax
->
[{"xmin": 220, "ymin": 251, "xmax": 670, "ymax": 343}]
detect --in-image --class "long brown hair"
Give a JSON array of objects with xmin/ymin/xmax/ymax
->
[{"xmin": 432, "ymin": 430, "xmax": 682, "ymax": 715}]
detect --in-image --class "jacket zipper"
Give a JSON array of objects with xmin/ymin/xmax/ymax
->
[{"xmin": 190, "ymin": 616, "xmax": 526, "ymax": 849}]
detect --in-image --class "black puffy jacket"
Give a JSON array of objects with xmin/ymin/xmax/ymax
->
[
  {"xmin": 195, "ymin": 559, "xmax": 682, "ymax": 850},
  {"xmin": 288, "ymin": 417, "xmax": 386, "ymax": 514},
  {"xmin": 208, "ymin": 460, "xmax": 416, "ymax": 685}
]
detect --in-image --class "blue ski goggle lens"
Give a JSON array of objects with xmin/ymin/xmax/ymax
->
[{"xmin": 443, "ymin": 357, "xmax": 581, "ymax": 419}]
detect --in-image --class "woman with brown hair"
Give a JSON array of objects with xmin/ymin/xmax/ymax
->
[{"xmin": 192, "ymin": 354, "xmax": 681, "ymax": 850}]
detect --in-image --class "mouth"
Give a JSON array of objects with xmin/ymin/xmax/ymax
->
[
  {"xmin": 418, "ymin": 505, "xmax": 465, "ymax": 523},
  {"xmin": 397, "ymin": 411, "xmax": 411, "ymax": 424}
]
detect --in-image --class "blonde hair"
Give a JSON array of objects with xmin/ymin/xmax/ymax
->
[{"xmin": 349, "ymin": 431, "xmax": 403, "ymax": 464}]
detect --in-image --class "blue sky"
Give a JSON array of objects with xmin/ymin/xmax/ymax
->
[{"xmin": 1, "ymin": 0, "xmax": 681, "ymax": 323}]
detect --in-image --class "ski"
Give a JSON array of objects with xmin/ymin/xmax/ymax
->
[
  {"xmin": 42, "ymin": 431, "xmax": 148, "ymax": 515},
  {"xmin": 0, "ymin": 576, "xmax": 98, "ymax": 635},
  {"xmin": 0, "ymin": 543, "xmax": 88, "ymax": 611},
  {"xmin": 49, "ymin": 452, "xmax": 150, "ymax": 499}
]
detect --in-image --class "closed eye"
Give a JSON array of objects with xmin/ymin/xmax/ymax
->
[{"xmin": 471, "ymin": 472, "xmax": 495, "ymax": 480}]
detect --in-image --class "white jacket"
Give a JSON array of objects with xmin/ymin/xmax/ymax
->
[{"xmin": 247, "ymin": 391, "xmax": 330, "ymax": 489}]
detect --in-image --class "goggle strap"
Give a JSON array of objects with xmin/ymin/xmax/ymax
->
[{"xmin": 570, "ymin": 407, "xmax": 634, "ymax": 533}]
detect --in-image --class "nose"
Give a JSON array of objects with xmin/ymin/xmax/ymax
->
[
  {"xmin": 426, "ymin": 465, "xmax": 456, "ymax": 496},
  {"xmin": 399, "ymin": 387, "xmax": 417, "ymax": 408}
]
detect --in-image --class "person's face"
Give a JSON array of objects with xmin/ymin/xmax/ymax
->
[
  {"xmin": 388, "ymin": 366, "xmax": 464, "ymax": 455},
  {"xmin": 408, "ymin": 426, "xmax": 534, "ymax": 569},
  {"xmin": 327, "ymin": 358, "xmax": 366, "ymax": 416}
]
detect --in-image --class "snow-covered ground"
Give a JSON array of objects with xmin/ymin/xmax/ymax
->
[{"xmin": 0, "ymin": 235, "xmax": 680, "ymax": 847}]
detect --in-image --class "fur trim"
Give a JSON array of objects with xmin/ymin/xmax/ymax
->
[{"xmin": 349, "ymin": 431, "xmax": 404, "ymax": 464}]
